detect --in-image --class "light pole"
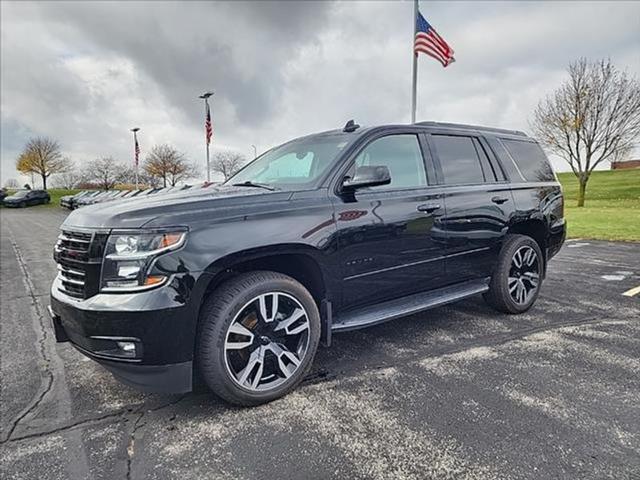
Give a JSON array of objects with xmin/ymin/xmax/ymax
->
[
  {"xmin": 199, "ymin": 91, "xmax": 214, "ymax": 182},
  {"xmin": 251, "ymin": 144, "xmax": 257, "ymax": 159},
  {"xmin": 131, "ymin": 127, "xmax": 140, "ymax": 189}
]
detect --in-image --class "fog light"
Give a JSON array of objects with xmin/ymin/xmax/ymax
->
[{"xmin": 117, "ymin": 341, "xmax": 136, "ymax": 353}]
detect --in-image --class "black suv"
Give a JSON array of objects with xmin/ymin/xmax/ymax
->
[{"xmin": 49, "ymin": 121, "xmax": 565, "ymax": 405}]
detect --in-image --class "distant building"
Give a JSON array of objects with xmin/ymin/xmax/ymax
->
[{"xmin": 611, "ymin": 159, "xmax": 640, "ymax": 170}]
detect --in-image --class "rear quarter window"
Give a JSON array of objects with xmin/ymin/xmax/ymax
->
[{"xmin": 500, "ymin": 139, "xmax": 556, "ymax": 182}]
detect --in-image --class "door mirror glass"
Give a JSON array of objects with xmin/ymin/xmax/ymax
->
[{"xmin": 342, "ymin": 165, "xmax": 391, "ymax": 190}]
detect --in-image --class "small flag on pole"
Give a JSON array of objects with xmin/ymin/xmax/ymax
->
[
  {"xmin": 134, "ymin": 136, "xmax": 140, "ymax": 166},
  {"xmin": 414, "ymin": 11, "xmax": 455, "ymax": 67},
  {"xmin": 205, "ymin": 102, "xmax": 213, "ymax": 145}
]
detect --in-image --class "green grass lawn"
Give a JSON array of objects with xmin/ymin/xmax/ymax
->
[{"xmin": 557, "ymin": 169, "xmax": 640, "ymax": 242}]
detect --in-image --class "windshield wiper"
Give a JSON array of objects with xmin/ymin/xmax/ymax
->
[{"xmin": 231, "ymin": 181, "xmax": 276, "ymax": 191}]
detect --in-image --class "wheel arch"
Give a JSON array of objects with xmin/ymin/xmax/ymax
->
[
  {"xmin": 199, "ymin": 244, "xmax": 331, "ymax": 313},
  {"xmin": 191, "ymin": 245, "xmax": 332, "ymax": 372},
  {"xmin": 506, "ymin": 218, "xmax": 548, "ymax": 274}
]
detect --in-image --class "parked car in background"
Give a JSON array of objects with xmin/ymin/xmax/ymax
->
[
  {"xmin": 60, "ymin": 192, "xmax": 77, "ymax": 209},
  {"xmin": 75, "ymin": 190, "xmax": 112, "ymax": 208},
  {"xmin": 0, "ymin": 188, "xmax": 8, "ymax": 202},
  {"xmin": 3, "ymin": 189, "xmax": 50, "ymax": 207},
  {"xmin": 74, "ymin": 191, "xmax": 102, "ymax": 209},
  {"xmin": 61, "ymin": 190, "xmax": 91, "ymax": 209},
  {"xmin": 49, "ymin": 120, "xmax": 565, "ymax": 406}
]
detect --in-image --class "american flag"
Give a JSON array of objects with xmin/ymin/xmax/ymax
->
[
  {"xmin": 134, "ymin": 136, "xmax": 140, "ymax": 166},
  {"xmin": 414, "ymin": 11, "xmax": 455, "ymax": 67},
  {"xmin": 205, "ymin": 102, "xmax": 213, "ymax": 145}
]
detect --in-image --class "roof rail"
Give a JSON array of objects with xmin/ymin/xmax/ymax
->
[{"xmin": 415, "ymin": 121, "xmax": 527, "ymax": 136}]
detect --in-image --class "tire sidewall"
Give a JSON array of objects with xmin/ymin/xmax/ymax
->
[{"xmin": 198, "ymin": 273, "xmax": 321, "ymax": 405}]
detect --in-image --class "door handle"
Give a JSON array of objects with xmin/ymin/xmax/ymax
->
[
  {"xmin": 491, "ymin": 196, "xmax": 509, "ymax": 205},
  {"xmin": 417, "ymin": 203, "xmax": 441, "ymax": 213}
]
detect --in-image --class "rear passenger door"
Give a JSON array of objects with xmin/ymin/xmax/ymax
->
[{"xmin": 427, "ymin": 133, "xmax": 514, "ymax": 283}]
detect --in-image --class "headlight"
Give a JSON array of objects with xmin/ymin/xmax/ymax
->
[{"xmin": 100, "ymin": 230, "xmax": 186, "ymax": 292}]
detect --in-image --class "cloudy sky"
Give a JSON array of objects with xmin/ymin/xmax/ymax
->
[{"xmin": 1, "ymin": 0, "xmax": 639, "ymax": 185}]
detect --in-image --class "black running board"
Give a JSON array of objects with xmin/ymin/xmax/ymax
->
[{"xmin": 332, "ymin": 278, "xmax": 490, "ymax": 332}]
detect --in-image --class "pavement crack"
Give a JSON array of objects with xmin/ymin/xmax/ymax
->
[
  {"xmin": 2, "ymin": 230, "xmax": 56, "ymax": 443},
  {"xmin": 126, "ymin": 409, "xmax": 145, "ymax": 480},
  {"xmin": 1, "ymin": 410, "xmax": 130, "ymax": 444},
  {"xmin": 1, "ymin": 395, "xmax": 188, "ymax": 446},
  {"xmin": 125, "ymin": 395, "xmax": 187, "ymax": 480}
]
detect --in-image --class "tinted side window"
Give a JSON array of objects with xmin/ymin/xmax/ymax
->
[
  {"xmin": 432, "ymin": 135, "xmax": 484, "ymax": 185},
  {"xmin": 352, "ymin": 134, "xmax": 427, "ymax": 189},
  {"xmin": 473, "ymin": 138, "xmax": 498, "ymax": 183},
  {"xmin": 501, "ymin": 139, "xmax": 555, "ymax": 182},
  {"xmin": 485, "ymin": 137, "xmax": 522, "ymax": 181}
]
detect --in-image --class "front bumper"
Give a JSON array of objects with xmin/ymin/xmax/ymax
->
[{"xmin": 49, "ymin": 275, "xmax": 201, "ymax": 394}]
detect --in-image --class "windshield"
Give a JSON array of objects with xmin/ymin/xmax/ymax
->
[
  {"xmin": 226, "ymin": 133, "xmax": 354, "ymax": 190},
  {"xmin": 11, "ymin": 190, "xmax": 30, "ymax": 198}
]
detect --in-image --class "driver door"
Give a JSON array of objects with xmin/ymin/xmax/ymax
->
[{"xmin": 334, "ymin": 133, "xmax": 447, "ymax": 310}]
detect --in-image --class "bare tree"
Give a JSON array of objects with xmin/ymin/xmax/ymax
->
[
  {"xmin": 211, "ymin": 150, "xmax": 246, "ymax": 181},
  {"xmin": 83, "ymin": 157, "xmax": 126, "ymax": 190},
  {"xmin": 531, "ymin": 58, "xmax": 640, "ymax": 206},
  {"xmin": 15, "ymin": 137, "xmax": 71, "ymax": 190},
  {"xmin": 4, "ymin": 178, "xmax": 19, "ymax": 189},
  {"xmin": 52, "ymin": 161, "xmax": 81, "ymax": 189},
  {"xmin": 143, "ymin": 144, "xmax": 197, "ymax": 187}
]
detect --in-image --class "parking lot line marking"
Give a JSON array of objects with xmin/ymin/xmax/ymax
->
[{"xmin": 622, "ymin": 285, "xmax": 640, "ymax": 297}]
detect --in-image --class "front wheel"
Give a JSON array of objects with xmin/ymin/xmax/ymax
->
[
  {"xmin": 484, "ymin": 234, "xmax": 543, "ymax": 314},
  {"xmin": 197, "ymin": 271, "xmax": 321, "ymax": 406}
]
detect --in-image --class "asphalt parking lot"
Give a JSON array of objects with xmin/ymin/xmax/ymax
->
[{"xmin": 1, "ymin": 208, "xmax": 639, "ymax": 480}]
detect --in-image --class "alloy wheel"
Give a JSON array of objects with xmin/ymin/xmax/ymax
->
[
  {"xmin": 223, "ymin": 292, "xmax": 310, "ymax": 392},
  {"xmin": 508, "ymin": 246, "xmax": 540, "ymax": 305}
]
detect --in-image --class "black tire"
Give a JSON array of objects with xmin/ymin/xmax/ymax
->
[
  {"xmin": 484, "ymin": 234, "xmax": 544, "ymax": 314},
  {"xmin": 197, "ymin": 271, "xmax": 321, "ymax": 406},
  {"xmin": 19, "ymin": 201, "xmax": 26, "ymax": 208}
]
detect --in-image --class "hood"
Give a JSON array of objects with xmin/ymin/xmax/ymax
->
[
  {"xmin": 63, "ymin": 185, "xmax": 293, "ymax": 229},
  {"xmin": 3, "ymin": 195, "xmax": 25, "ymax": 202}
]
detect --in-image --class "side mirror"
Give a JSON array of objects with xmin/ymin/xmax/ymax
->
[{"xmin": 342, "ymin": 165, "xmax": 391, "ymax": 191}]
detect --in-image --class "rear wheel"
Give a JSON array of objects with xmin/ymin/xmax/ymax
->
[
  {"xmin": 197, "ymin": 271, "xmax": 320, "ymax": 406},
  {"xmin": 484, "ymin": 234, "xmax": 543, "ymax": 314}
]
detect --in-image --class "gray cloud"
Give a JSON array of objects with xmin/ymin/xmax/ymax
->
[
  {"xmin": 1, "ymin": 0, "xmax": 639, "ymax": 184},
  {"xmin": 32, "ymin": 1, "xmax": 333, "ymax": 125}
]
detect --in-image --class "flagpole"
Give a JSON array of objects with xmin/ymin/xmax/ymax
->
[
  {"xmin": 131, "ymin": 127, "xmax": 140, "ymax": 190},
  {"xmin": 205, "ymin": 98, "xmax": 210, "ymax": 183},
  {"xmin": 411, "ymin": 0, "xmax": 418, "ymax": 124},
  {"xmin": 199, "ymin": 91, "xmax": 214, "ymax": 183}
]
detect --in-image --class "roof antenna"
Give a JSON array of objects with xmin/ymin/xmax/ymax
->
[{"xmin": 343, "ymin": 119, "xmax": 360, "ymax": 133}]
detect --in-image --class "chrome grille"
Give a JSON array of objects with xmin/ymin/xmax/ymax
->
[{"xmin": 55, "ymin": 229, "xmax": 103, "ymax": 299}]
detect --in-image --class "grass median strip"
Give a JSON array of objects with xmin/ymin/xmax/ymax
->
[{"xmin": 558, "ymin": 169, "xmax": 640, "ymax": 242}]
